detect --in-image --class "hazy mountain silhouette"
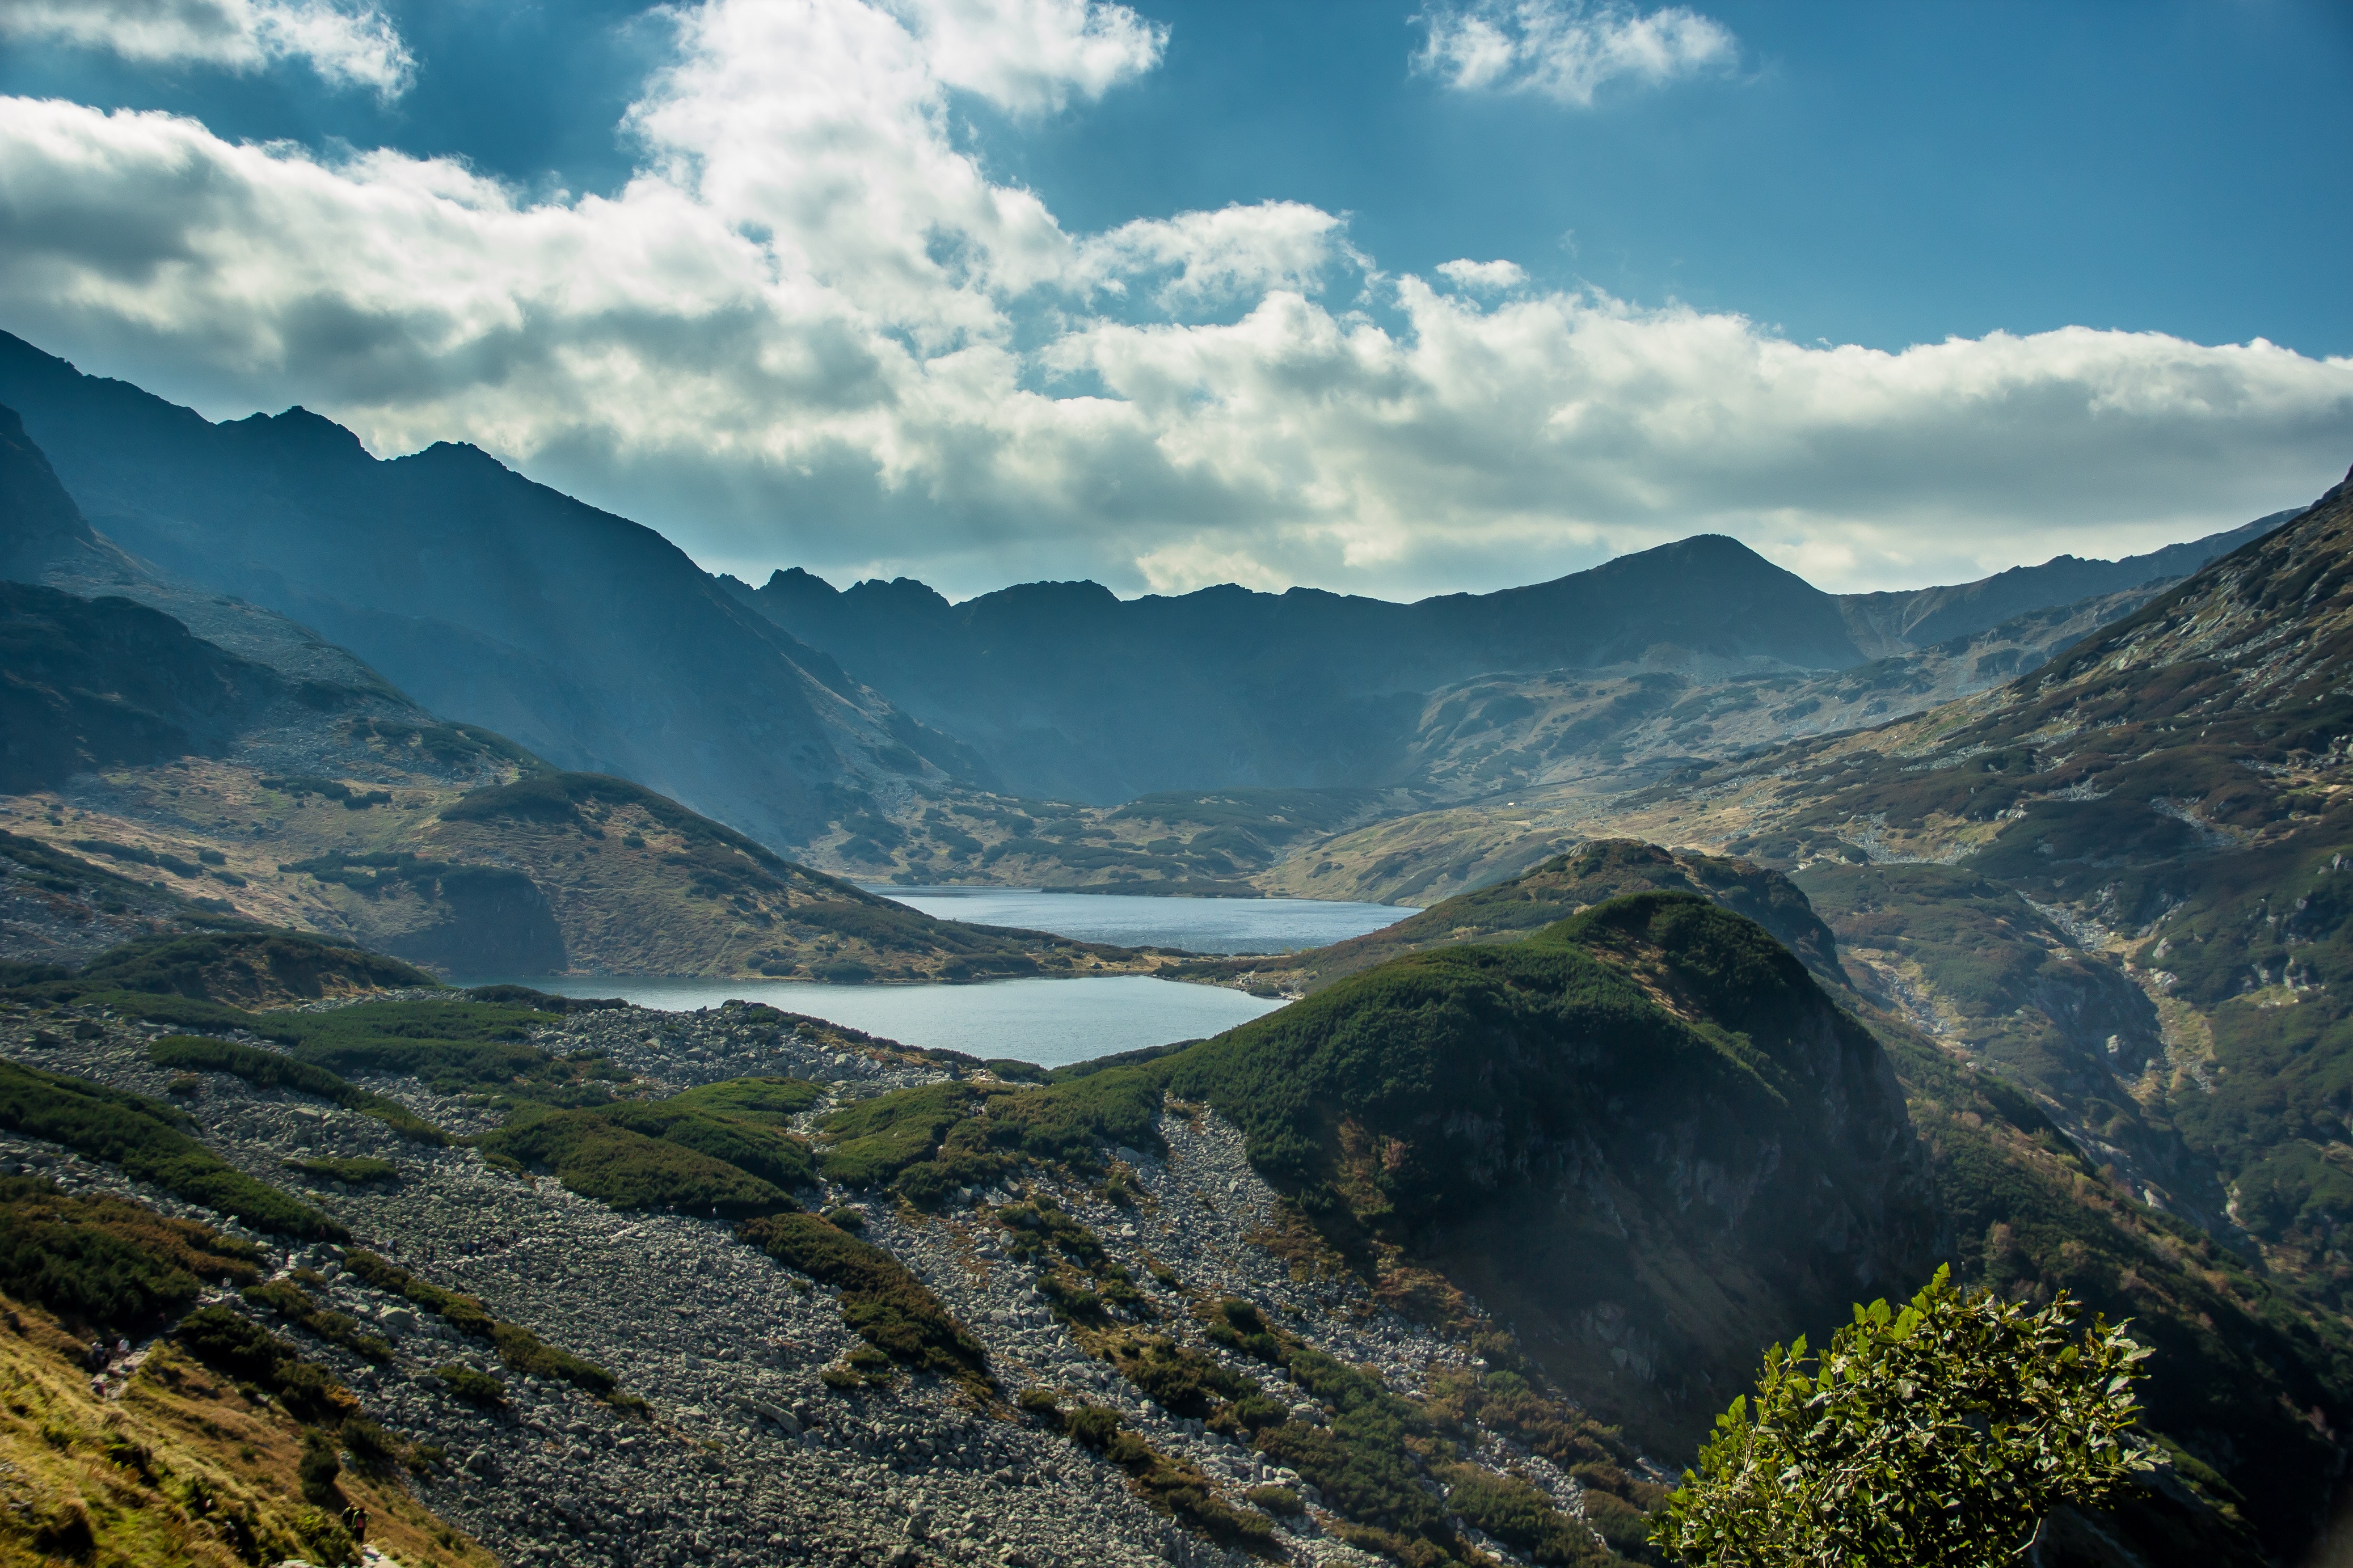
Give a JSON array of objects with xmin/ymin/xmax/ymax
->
[{"xmin": 0, "ymin": 332, "xmax": 986, "ymax": 849}]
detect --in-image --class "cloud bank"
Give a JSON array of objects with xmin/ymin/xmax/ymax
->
[
  {"xmin": 1411, "ymin": 0, "xmax": 1736, "ymax": 106},
  {"xmin": 0, "ymin": 0, "xmax": 415, "ymax": 98},
  {"xmin": 0, "ymin": 0, "xmax": 2346, "ymax": 602}
]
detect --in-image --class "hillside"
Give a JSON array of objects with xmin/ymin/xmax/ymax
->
[
  {"xmin": 8, "ymin": 868, "xmax": 2346, "ymax": 1563},
  {"xmin": 1440, "ymin": 464, "xmax": 2353, "ymax": 1301},
  {"xmin": 0, "ymin": 422, "xmax": 1160, "ymax": 982},
  {"xmin": 1181, "ymin": 839, "xmax": 1842, "ymax": 996},
  {"xmin": 0, "ymin": 337, "xmax": 985, "ymax": 853},
  {"xmin": 1182, "ymin": 846, "xmax": 2352, "ymax": 1558}
]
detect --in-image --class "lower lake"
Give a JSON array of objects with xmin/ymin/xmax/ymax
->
[
  {"xmin": 487, "ymin": 973, "xmax": 1283, "ymax": 1069},
  {"xmin": 863, "ymin": 885, "xmax": 1411, "ymax": 954},
  {"xmin": 472, "ymin": 887, "xmax": 1409, "ymax": 1067}
]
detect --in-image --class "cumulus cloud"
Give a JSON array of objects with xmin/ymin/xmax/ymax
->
[
  {"xmin": 1413, "ymin": 0, "xmax": 1735, "ymax": 105},
  {"xmin": 0, "ymin": 0, "xmax": 2346, "ymax": 604},
  {"xmin": 0, "ymin": 0, "xmax": 415, "ymax": 99},
  {"xmin": 888, "ymin": 0, "xmax": 1166, "ymax": 113},
  {"xmin": 1436, "ymin": 258, "xmax": 1525, "ymax": 291},
  {"xmin": 1076, "ymin": 202, "xmax": 1350, "ymax": 311}
]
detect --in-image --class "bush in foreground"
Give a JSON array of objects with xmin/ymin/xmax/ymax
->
[{"xmin": 1653, "ymin": 1266, "xmax": 2152, "ymax": 1567}]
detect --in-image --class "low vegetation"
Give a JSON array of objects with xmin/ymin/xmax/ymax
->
[
  {"xmin": 1023, "ymin": 1389, "xmax": 1278, "ymax": 1552},
  {"xmin": 1655, "ymin": 1268, "xmax": 2152, "ymax": 1567},
  {"xmin": 340, "ymin": 1250, "xmax": 634, "ymax": 1406},
  {"xmin": 0, "ymin": 1059, "xmax": 341, "ymax": 1240},
  {"xmin": 737, "ymin": 1212, "xmax": 993, "ymax": 1398},
  {"xmin": 479, "ymin": 1108, "xmax": 797, "ymax": 1218},
  {"xmin": 151, "ymin": 1036, "xmax": 446, "ymax": 1143},
  {"xmin": 0, "ymin": 1176, "xmax": 261, "ymax": 1334}
]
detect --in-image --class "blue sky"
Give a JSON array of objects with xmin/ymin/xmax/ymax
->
[{"xmin": 1, "ymin": 0, "xmax": 2348, "ymax": 598}]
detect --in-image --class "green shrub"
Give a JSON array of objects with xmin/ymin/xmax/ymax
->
[
  {"xmin": 0, "ymin": 1060, "xmax": 340, "ymax": 1239},
  {"xmin": 1245, "ymin": 1485, "xmax": 1304, "ymax": 1517},
  {"xmin": 437, "ymin": 1364, "xmax": 507, "ymax": 1408},
  {"xmin": 668, "ymin": 1076, "xmax": 823, "ymax": 1121},
  {"xmin": 476, "ymin": 1110, "xmax": 794, "ymax": 1217},
  {"xmin": 737, "ymin": 1213, "xmax": 992, "ymax": 1398},
  {"xmin": 241, "ymin": 1279, "xmax": 394, "ymax": 1363},
  {"xmin": 296, "ymin": 1430, "xmax": 342, "ymax": 1504},
  {"xmin": 1654, "ymin": 1267, "xmax": 2152, "ymax": 1567},
  {"xmin": 0, "ymin": 1177, "xmax": 259, "ymax": 1333},
  {"xmin": 175, "ymin": 1305, "xmax": 355, "ymax": 1423},
  {"xmin": 151, "ymin": 1037, "xmax": 445, "ymax": 1144},
  {"xmin": 339, "ymin": 1417, "xmax": 400, "ymax": 1472}
]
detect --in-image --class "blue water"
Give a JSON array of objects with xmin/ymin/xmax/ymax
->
[
  {"xmin": 482, "ymin": 889, "xmax": 1402, "ymax": 1066},
  {"xmin": 493, "ymin": 973, "xmax": 1281, "ymax": 1068},
  {"xmin": 865, "ymin": 886, "xmax": 1410, "ymax": 954}
]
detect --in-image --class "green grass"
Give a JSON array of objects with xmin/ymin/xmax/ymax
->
[
  {"xmin": 150, "ymin": 1037, "xmax": 446, "ymax": 1144},
  {"xmin": 736, "ymin": 1213, "xmax": 992, "ymax": 1397},
  {"xmin": 0, "ymin": 1060, "xmax": 341, "ymax": 1240},
  {"xmin": 0, "ymin": 1176, "xmax": 260, "ymax": 1334}
]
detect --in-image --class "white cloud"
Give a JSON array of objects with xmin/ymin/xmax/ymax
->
[
  {"xmin": 0, "ymin": 0, "xmax": 2346, "ymax": 606},
  {"xmin": 1413, "ymin": 0, "xmax": 1735, "ymax": 106},
  {"xmin": 0, "ymin": 0, "xmax": 416, "ymax": 99},
  {"xmin": 887, "ymin": 0, "xmax": 1166, "ymax": 113},
  {"xmin": 1436, "ymin": 258, "xmax": 1524, "ymax": 291},
  {"xmin": 1076, "ymin": 202, "xmax": 1349, "ymax": 311}
]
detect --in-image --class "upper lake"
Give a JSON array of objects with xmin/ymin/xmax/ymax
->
[{"xmin": 862, "ymin": 885, "xmax": 1412, "ymax": 953}]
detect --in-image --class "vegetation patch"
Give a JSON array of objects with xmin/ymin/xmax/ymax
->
[
  {"xmin": 340, "ymin": 1250, "xmax": 634, "ymax": 1406},
  {"xmin": 241, "ymin": 1278, "xmax": 395, "ymax": 1363},
  {"xmin": 1027, "ymin": 1392, "xmax": 1278, "ymax": 1552},
  {"xmin": 175, "ymin": 1305, "xmax": 357, "ymax": 1425},
  {"xmin": 151, "ymin": 1036, "xmax": 446, "ymax": 1143},
  {"xmin": 0, "ymin": 1059, "xmax": 341, "ymax": 1240},
  {"xmin": 478, "ymin": 1108, "xmax": 797, "ymax": 1218},
  {"xmin": 10, "ymin": 929, "xmax": 436, "ymax": 1009},
  {"xmin": 0, "ymin": 1176, "xmax": 260, "ymax": 1334},
  {"xmin": 737, "ymin": 1212, "xmax": 993, "ymax": 1398}
]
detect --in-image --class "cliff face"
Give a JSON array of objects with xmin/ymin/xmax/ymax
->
[{"xmin": 1164, "ymin": 891, "xmax": 1936, "ymax": 1448}]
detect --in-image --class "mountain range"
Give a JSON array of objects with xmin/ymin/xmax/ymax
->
[{"xmin": 0, "ymin": 328, "xmax": 2299, "ymax": 878}]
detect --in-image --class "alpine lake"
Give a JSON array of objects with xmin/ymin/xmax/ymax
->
[{"xmin": 467, "ymin": 888, "xmax": 1411, "ymax": 1068}]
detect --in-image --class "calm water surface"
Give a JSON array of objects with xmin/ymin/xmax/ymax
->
[
  {"xmin": 487, "ymin": 974, "xmax": 1281, "ymax": 1069},
  {"xmin": 476, "ymin": 889, "xmax": 1402, "ymax": 1067},
  {"xmin": 864, "ymin": 886, "xmax": 1411, "ymax": 954}
]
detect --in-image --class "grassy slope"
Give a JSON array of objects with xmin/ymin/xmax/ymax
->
[
  {"xmin": 1179, "ymin": 839, "xmax": 1842, "ymax": 996},
  {"xmin": 0, "ymin": 1181, "xmax": 492, "ymax": 1568},
  {"xmin": 2, "ymin": 758, "xmax": 1169, "ymax": 980},
  {"xmin": 794, "ymin": 784, "xmax": 1411, "ymax": 895}
]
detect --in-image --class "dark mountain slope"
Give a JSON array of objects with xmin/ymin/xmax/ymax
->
[
  {"xmin": 1561, "ymin": 463, "xmax": 2353, "ymax": 1299},
  {"xmin": 1159, "ymin": 893, "xmax": 1934, "ymax": 1452},
  {"xmin": 1183, "ymin": 853, "xmax": 2351, "ymax": 1558},
  {"xmin": 1838, "ymin": 506, "xmax": 2303, "ymax": 654},
  {"xmin": 747, "ymin": 536, "xmax": 1868, "ymax": 804},
  {"xmin": 751, "ymin": 512, "xmax": 2290, "ymax": 808},
  {"xmin": 0, "ymin": 421, "xmax": 1158, "ymax": 982},
  {"xmin": 0, "ymin": 336, "xmax": 982, "ymax": 850}
]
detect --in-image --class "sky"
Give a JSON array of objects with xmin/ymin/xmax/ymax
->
[{"xmin": 0, "ymin": 0, "xmax": 2348, "ymax": 602}]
